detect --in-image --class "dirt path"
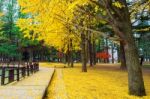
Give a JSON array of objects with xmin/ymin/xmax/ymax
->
[
  {"xmin": 55, "ymin": 69, "xmax": 68, "ymax": 99},
  {"xmin": 45, "ymin": 69, "xmax": 68, "ymax": 99}
]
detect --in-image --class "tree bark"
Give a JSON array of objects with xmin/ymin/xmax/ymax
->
[
  {"xmin": 105, "ymin": 38, "xmax": 109, "ymax": 63},
  {"xmin": 111, "ymin": 43, "xmax": 114, "ymax": 63},
  {"xmin": 118, "ymin": 19, "xmax": 146, "ymax": 95},
  {"xmin": 88, "ymin": 34, "xmax": 93, "ymax": 67},
  {"xmin": 120, "ymin": 41, "xmax": 127, "ymax": 69},
  {"xmin": 89, "ymin": 42, "xmax": 93, "ymax": 66},
  {"xmin": 67, "ymin": 44, "xmax": 71, "ymax": 67},
  {"xmin": 70, "ymin": 39, "xmax": 74, "ymax": 67},
  {"xmin": 81, "ymin": 32, "xmax": 87, "ymax": 72},
  {"xmin": 117, "ymin": 45, "xmax": 120, "ymax": 63},
  {"xmin": 124, "ymin": 39, "xmax": 145, "ymax": 96},
  {"xmin": 93, "ymin": 40, "xmax": 96, "ymax": 65}
]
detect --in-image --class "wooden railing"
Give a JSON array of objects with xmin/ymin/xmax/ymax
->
[{"xmin": 0, "ymin": 62, "xmax": 39, "ymax": 85}]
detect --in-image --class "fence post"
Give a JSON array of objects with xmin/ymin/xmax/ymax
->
[
  {"xmin": 1, "ymin": 67, "xmax": 5, "ymax": 85},
  {"xmin": 22, "ymin": 67, "xmax": 26, "ymax": 77},
  {"xmin": 30, "ymin": 64, "xmax": 33, "ymax": 74},
  {"xmin": 27, "ymin": 65, "xmax": 30, "ymax": 76},
  {"xmin": 33, "ymin": 63, "xmax": 35, "ymax": 73},
  {"xmin": 36, "ymin": 63, "xmax": 39, "ymax": 71},
  {"xmin": 17, "ymin": 67, "xmax": 20, "ymax": 81},
  {"xmin": 34, "ymin": 62, "xmax": 37, "ymax": 72},
  {"xmin": 9, "ymin": 69, "xmax": 14, "ymax": 83}
]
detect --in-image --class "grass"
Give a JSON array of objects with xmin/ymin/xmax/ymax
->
[{"xmin": 40, "ymin": 62, "xmax": 150, "ymax": 99}]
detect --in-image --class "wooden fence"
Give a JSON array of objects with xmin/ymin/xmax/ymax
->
[{"xmin": 0, "ymin": 62, "xmax": 39, "ymax": 85}]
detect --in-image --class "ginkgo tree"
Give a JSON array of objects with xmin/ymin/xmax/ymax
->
[
  {"xmin": 17, "ymin": 0, "xmax": 82, "ymax": 67},
  {"xmin": 17, "ymin": 0, "xmax": 148, "ymax": 96}
]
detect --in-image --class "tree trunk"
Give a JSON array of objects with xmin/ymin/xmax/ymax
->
[
  {"xmin": 117, "ymin": 45, "xmax": 120, "ymax": 63},
  {"xmin": 121, "ymin": 21, "xmax": 146, "ymax": 95},
  {"xmin": 89, "ymin": 42, "xmax": 93, "ymax": 66},
  {"xmin": 93, "ymin": 40, "xmax": 96, "ymax": 65},
  {"xmin": 120, "ymin": 41, "xmax": 126, "ymax": 69},
  {"xmin": 120, "ymin": 2, "xmax": 145, "ymax": 95},
  {"xmin": 64, "ymin": 53, "xmax": 67, "ymax": 64},
  {"xmin": 111, "ymin": 43, "xmax": 114, "ymax": 63},
  {"xmin": 70, "ymin": 39, "xmax": 74, "ymax": 67},
  {"xmin": 88, "ymin": 34, "xmax": 93, "ymax": 67},
  {"xmin": 67, "ymin": 44, "xmax": 71, "ymax": 67},
  {"xmin": 104, "ymin": 38, "xmax": 109, "ymax": 63},
  {"xmin": 124, "ymin": 40, "xmax": 145, "ymax": 96},
  {"xmin": 108, "ymin": 0, "xmax": 146, "ymax": 95},
  {"xmin": 81, "ymin": 32, "xmax": 87, "ymax": 72},
  {"xmin": 85, "ymin": 34, "xmax": 89, "ymax": 64}
]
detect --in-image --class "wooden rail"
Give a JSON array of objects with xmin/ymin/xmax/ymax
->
[{"xmin": 0, "ymin": 62, "xmax": 39, "ymax": 85}]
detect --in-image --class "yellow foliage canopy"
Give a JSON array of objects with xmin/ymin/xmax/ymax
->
[{"xmin": 17, "ymin": 0, "xmax": 90, "ymax": 52}]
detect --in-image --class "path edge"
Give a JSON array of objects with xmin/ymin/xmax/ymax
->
[{"xmin": 42, "ymin": 68, "xmax": 55, "ymax": 99}]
